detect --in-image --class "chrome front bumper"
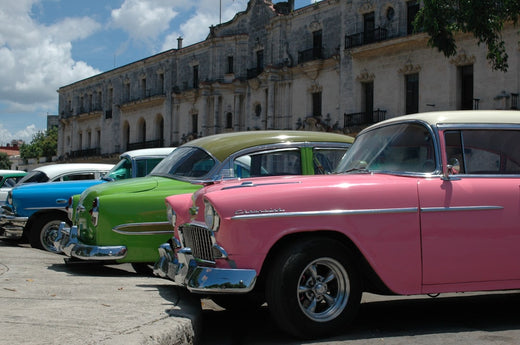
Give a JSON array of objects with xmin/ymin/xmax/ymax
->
[
  {"xmin": 0, "ymin": 207, "xmax": 28, "ymax": 239},
  {"xmin": 153, "ymin": 242, "xmax": 257, "ymax": 293},
  {"xmin": 54, "ymin": 222, "xmax": 127, "ymax": 260}
]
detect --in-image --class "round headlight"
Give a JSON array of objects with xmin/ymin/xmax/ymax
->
[
  {"xmin": 7, "ymin": 191, "xmax": 12, "ymax": 206},
  {"xmin": 204, "ymin": 200, "xmax": 220, "ymax": 232},
  {"xmin": 166, "ymin": 203, "xmax": 176, "ymax": 227}
]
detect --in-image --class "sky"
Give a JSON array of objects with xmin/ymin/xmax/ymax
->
[{"xmin": 0, "ymin": 0, "xmax": 320, "ymax": 146}]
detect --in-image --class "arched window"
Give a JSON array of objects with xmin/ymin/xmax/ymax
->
[
  {"xmin": 122, "ymin": 121, "xmax": 130, "ymax": 151},
  {"xmin": 155, "ymin": 114, "xmax": 164, "ymax": 145},
  {"xmin": 138, "ymin": 118, "xmax": 146, "ymax": 143}
]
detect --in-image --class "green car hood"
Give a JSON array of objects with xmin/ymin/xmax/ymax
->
[{"xmin": 80, "ymin": 176, "xmax": 172, "ymax": 199}]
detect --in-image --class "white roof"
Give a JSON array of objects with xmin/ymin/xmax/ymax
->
[
  {"xmin": 0, "ymin": 170, "xmax": 26, "ymax": 175},
  {"xmin": 120, "ymin": 147, "xmax": 175, "ymax": 159},
  {"xmin": 33, "ymin": 163, "xmax": 114, "ymax": 179},
  {"xmin": 378, "ymin": 110, "xmax": 520, "ymax": 127}
]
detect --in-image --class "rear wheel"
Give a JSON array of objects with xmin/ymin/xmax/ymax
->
[
  {"xmin": 265, "ymin": 237, "xmax": 362, "ymax": 339},
  {"xmin": 30, "ymin": 214, "xmax": 70, "ymax": 253}
]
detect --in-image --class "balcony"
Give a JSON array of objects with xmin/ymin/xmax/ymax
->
[
  {"xmin": 70, "ymin": 148, "xmax": 101, "ymax": 158},
  {"xmin": 126, "ymin": 139, "xmax": 164, "ymax": 151},
  {"xmin": 344, "ymin": 109, "xmax": 387, "ymax": 127},
  {"xmin": 298, "ymin": 47, "xmax": 323, "ymax": 64},
  {"xmin": 345, "ymin": 27, "xmax": 388, "ymax": 49}
]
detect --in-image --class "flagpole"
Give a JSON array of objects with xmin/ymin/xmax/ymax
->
[{"xmin": 220, "ymin": 0, "xmax": 222, "ymax": 24}]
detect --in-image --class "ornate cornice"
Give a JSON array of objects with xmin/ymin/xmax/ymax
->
[
  {"xmin": 356, "ymin": 69, "xmax": 375, "ymax": 82},
  {"xmin": 450, "ymin": 51, "xmax": 476, "ymax": 66},
  {"xmin": 398, "ymin": 61, "xmax": 422, "ymax": 74}
]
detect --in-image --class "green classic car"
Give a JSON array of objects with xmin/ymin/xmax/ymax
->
[{"xmin": 55, "ymin": 130, "xmax": 354, "ymax": 273}]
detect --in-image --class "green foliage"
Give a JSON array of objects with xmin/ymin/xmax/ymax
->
[
  {"xmin": 415, "ymin": 0, "xmax": 520, "ymax": 72},
  {"xmin": 0, "ymin": 152, "xmax": 11, "ymax": 169},
  {"xmin": 20, "ymin": 127, "xmax": 58, "ymax": 160}
]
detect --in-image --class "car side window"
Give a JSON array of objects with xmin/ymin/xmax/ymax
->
[
  {"xmin": 136, "ymin": 158, "xmax": 164, "ymax": 177},
  {"xmin": 445, "ymin": 129, "xmax": 520, "ymax": 174},
  {"xmin": 368, "ymin": 123, "xmax": 435, "ymax": 173},
  {"xmin": 313, "ymin": 148, "xmax": 348, "ymax": 174},
  {"xmin": 233, "ymin": 149, "xmax": 301, "ymax": 178},
  {"xmin": 59, "ymin": 172, "xmax": 97, "ymax": 181}
]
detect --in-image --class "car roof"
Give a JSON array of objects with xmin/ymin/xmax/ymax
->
[
  {"xmin": 33, "ymin": 163, "xmax": 114, "ymax": 179},
  {"xmin": 373, "ymin": 110, "xmax": 520, "ymax": 128},
  {"xmin": 120, "ymin": 147, "xmax": 176, "ymax": 159},
  {"xmin": 183, "ymin": 130, "xmax": 354, "ymax": 162}
]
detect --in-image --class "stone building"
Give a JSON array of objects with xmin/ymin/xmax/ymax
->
[{"xmin": 57, "ymin": 0, "xmax": 520, "ymax": 159}]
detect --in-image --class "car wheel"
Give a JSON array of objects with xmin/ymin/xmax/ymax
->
[
  {"xmin": 265, "ymin": 237, "xmax": 362, "ymax": 339},
  {"xmin": 30, "ymin": 214, "xmax": 70, "ymax": 253}
]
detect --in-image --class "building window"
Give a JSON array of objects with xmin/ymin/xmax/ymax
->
[
  {"xmin": 407, "ymin": 1, "xmax": 420, "ymax": 35},
  {"xmin": 108, "ymin": 87, "xmax": 113, "ymax": 105},
  {"xmin": 227, "ymin": 56, "xmax": 234, "ymax": 74},
  {"xmin": 405, "ymin": 73, "xmax": 419, "ymax": 114},
  {"xmin": 256, "ymin": 50, "xmax": 264, "ymax": 74},
  {"xmin": 141, "ymin": 78, "xmax": 147, "ymax": 98},
  {"xmin": 362, "ymin": 81, "xmax": 374, "ymax": 122},
  {"xmin": 459, "ymin": 65, "xmax": 474, "ymax": 110},
  {"xmin": 158, "ymin": 73, "xmax": 164, "ymax": 94},
  {"xmin": 313, "ymin": 30, "xmax": 322, "ymax": 59},
  {"xmin": 255, "ymin": 104, "xmax": 262, "ymax": 117},
  {"xmin": 226, "ymin": 112, "xmax": 233, "ymax": 129},
  {"xmin": 364, "ymin": 12, "xmax": 375, "ymax": 44},
  {"xmin": 312, "ymin": 92, "xmax": 322, "ymax": 117},
  {"xmin": 124, "ymin": 83, "xmax": 130, "ymax": 102},
  {"xmin": 193, "ymin": 65, "xmax": 199, "ymax": 89},
  {"xmin": 87, "ymin": 131, "xmax": 92, "ymax": 148},
  {"xmin": 192, "ymin": 114, "xmax": 198, "ymax": 134}
]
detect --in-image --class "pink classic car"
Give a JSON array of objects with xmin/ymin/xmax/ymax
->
[{"xmin": 154, "ymin": 110, "xmax": 520, "ymax": 338}]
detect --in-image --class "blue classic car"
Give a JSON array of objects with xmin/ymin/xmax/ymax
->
[{"xmin": 0, "ymin": 148, "xmax": 174, "ymax": 252}]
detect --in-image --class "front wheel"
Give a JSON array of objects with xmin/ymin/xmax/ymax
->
[
  {"xmin": 30, "ymin": 214, "xmax": 70, "ymax": 253},
  {"xmin": 265, "ymin": 237, "xmax": 362, "ymax": 339}
]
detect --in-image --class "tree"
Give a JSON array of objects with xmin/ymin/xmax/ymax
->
[
  {"xmin": 415, "ymin": 0, "xmax": 520, "ymax": 72},
  {"xmin": 20, "ymin": 127, "xmax": 58, "ymax": 160},
  {"xmin": 0, "ymin": 152, "xmax": 11, "ymax": 169}
]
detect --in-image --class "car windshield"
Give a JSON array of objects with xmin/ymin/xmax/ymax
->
[
  {"xmin": 149, "ymin": 146, "xmax": 217, "ymax": 180},
  {"xmin": 104, "ymin": 158, "xmax": 132, "ymax": 181},
  {"xmin": 336, "ymin": 122, "xmax": 436, "ymax": 174},
  {"xmin": 15, "ymin": 170, "xmax": 49, "ymax": 185}
]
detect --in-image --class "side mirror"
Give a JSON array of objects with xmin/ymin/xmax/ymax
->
[{"xmin": 443, "ymin": 158, "xmax": 460, "ymax": 180}]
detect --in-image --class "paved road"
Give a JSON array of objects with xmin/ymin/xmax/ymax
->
[
  {"xmin": 197, "ymin": 290, "xmax": 520, "ymax": 345},
  {"xmin": 0, "ymin": 240, "xmax": 200, "ymax": 345},
  {"xmin": 3, "ymin": 239, "xmax": 520, "ymax": 345}
]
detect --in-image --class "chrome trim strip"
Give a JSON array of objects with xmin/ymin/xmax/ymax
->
[
  {"xmin": 232, "ymin": 207, "xmax": 418, "ymax": 220},
  {"xmin": 112, "ymin": 221, "xmax": 173, "ymax": 235},
  {"xmin": 25, "ymin": 206, "xmax": 65, "ymax": 211},
  {"xmin": 421, "ymin": 206, "xmax": 503, "ymax": 212}
]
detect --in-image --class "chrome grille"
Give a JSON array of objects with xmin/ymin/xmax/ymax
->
[{"xmin": 179, "ymin": 224, "xmax": 214, "ymax": 262}]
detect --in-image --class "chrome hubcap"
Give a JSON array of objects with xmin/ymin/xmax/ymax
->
[{"xmin": 297, "ymin": 257, "xmax": 350, "ymax": 322}]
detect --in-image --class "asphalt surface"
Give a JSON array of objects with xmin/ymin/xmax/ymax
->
[{"xmin": 0, "ymin": 239, "xmax": 200, "ymax": 345}]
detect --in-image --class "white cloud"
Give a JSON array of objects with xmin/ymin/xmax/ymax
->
[
  {"xmin": 161, "ymin": 0, "xmax": 249, "ymax": 50},
  {"xmin": 111, "ymin": 0, "xmax": 180, "ymax": 44},
  {"xmin": 0, "ymin": 123, "xmax": 39, "ymax": 145},
  {"xmin": 0, "ymin": 0, "xmax": 101, "ymax": 115}
]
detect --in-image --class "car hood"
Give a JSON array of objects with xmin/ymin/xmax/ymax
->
[
  {"xmin": 79, "ymin": 176, "xmax": 190, "ymax": 199},
  {"xmin": 12, "ymin": 179, "xmax": 105, "ymax": 196}
]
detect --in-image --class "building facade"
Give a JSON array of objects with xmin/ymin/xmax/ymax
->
[{"xmin": 57, "ymin": 0, "xmax": 520, "ymax": 159}]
